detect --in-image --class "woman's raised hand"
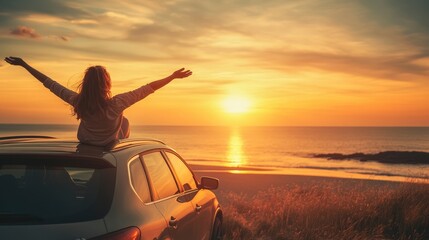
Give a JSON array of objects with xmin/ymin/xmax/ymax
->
[
  {"xmin": 4, "ymin": 56, "xmax": 27, "ymax": 66},
  {"xmin": 171, "ymin": 68, "xmax": 192, "ymax": 79}
]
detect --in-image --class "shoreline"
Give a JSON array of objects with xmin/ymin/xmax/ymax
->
[
  {"xmin": 189, "ymin": 164, "xmax": 429, "ymax": 187},
  {"xmin": 189, "ymin": 164, "xmax": 428, "ymax": 203}
]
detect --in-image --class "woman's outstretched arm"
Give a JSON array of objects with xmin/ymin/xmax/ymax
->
[
  {"xmin": 4, "ymin": 56, "xmax": 50, "ymax": 83},
  {"xmin": 113, "ymin": 68, "xmax": 192, "ymax": 111},
  {"xmin": 4, "ymin": 56, "xmax": 77, "ymax": 105},
  {"xmin": 148, "ymin": 68, "xmax": 192, "ymax": 91}
]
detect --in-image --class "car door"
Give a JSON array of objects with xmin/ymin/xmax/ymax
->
[
  {"xmin": 164, "ymin": 151, "xmax": 214, "ymax": 240},
  {"xmin": 128, "ymin": 156, "xmax": 169, "ymax": 240},
  {"xmin": 141, "ymin": 151, "xmax": 195, "ymax": 240}
]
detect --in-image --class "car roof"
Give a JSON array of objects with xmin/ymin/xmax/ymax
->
[{"xmin": 0, "ymin": 136, "xmax": 168, "ymax": 158}]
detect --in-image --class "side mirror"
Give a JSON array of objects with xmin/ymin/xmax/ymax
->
[{"xmin": 200, "ymin": 176, "xmax": 219, "ymax": 190}]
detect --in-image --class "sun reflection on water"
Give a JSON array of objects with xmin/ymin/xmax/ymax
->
[{"xmin": 227, "ymin": 128, "xmax": 247, "ymax": 167}]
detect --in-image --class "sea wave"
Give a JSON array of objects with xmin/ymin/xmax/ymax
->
[
  {"xmin": 295, "ymin": 166, "xmax": 429, "ymax": 179},
  {"xmin": 347, "ymin": 170, "xmax": 429, "ymax": 179},
  {"xmin": 312, "ymin": 151, "xmax": 429, "ymax": 164}
]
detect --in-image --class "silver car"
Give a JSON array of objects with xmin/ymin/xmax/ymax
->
[{"xmin": 0, "ymin": 136, "xmax": 222, "ymax": 240}]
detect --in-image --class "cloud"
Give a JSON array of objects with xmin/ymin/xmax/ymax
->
[
  {"xmin": 101, "ymin": 11, "xmax": 153, "ymax": 27},
  {"xmin": 126, "ymin": 1, "xmax": 247, "ymax": 43},
  {"xmin": 0, "ymin": 0, "xmax": 88, "ymax": 19},
  {"xmin": 2, "ymin": 0, "xmax": 429, "ymax": 83},
  {"xmin": 162, "ymin": 79, "xmax": 240, "ymax": 96},
  {"xmin": 169, "ymin": 87, "xmax": 224, "ymax": 96},
  {"xmin": 362, "ymin": 0, "xmax": 429, "ymax": 35},
  {"xmin": 58, "ymin": 36, "xmax": 69, "ymax": 42},
  {"xmin": 70, "ymin": 19, "xmax": 98, "ymax": 25},
  {"xmin": 120, "ymin": 0, "xmax": 427, "ymax": 83},
  {"xmin": 8, "ymin": 25, "xmax": 69, "ymax": 42},
  {"xmin": 251, "ymin": 50, "xmax": 429, "ymax": 82},
  {"xmin": 113, "ymin": 75, "xmax": 238, "ymax": 92},
  {"xmin": 10, "ymin": 26, "xmax": 40, "ymax": 38}
]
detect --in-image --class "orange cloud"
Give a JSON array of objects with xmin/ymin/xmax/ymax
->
[
  {"xmin": 10, "ymin": 26, "xmax": 40, "ymax": 38},
  {"xmin": 248, "ymin": 50, "xmax": 429, "ymax": 82}
]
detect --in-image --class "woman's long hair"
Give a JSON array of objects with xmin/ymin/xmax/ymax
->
[{"xmin": 73, "ymin": 66, "xmax": 112, "ymax": 119}]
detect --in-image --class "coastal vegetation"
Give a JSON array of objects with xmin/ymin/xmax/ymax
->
[{"xmin": 221, "ymin": 181, "xmax": 429, "ymax": 240}]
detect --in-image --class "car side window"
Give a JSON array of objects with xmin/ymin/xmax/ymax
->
[
  {"xmin": 166, "ymin": 152, "xmax": 197, "ymax": 191},
  {"xmin": 142, "ymin": 152, "xmax": 179, "ymax": 200},
  {"xmin": 129, "ymin": 157, "xmax": 151, "ymax": 203}
]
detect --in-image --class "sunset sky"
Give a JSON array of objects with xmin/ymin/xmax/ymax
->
[{"xmin": 0, "ymin": 0, "xmax": 428, "ymax": 126}]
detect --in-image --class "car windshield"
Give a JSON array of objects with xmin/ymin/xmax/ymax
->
[{"xmin": 0, "ymin": 155, "xmax": 115, "ymax": 225}]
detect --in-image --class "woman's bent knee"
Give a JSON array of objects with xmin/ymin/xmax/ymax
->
[{"xmin": 119, "ymin": 116, "xmax": 130, "ymax": 139}]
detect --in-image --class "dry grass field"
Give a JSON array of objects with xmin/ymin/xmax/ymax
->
[{"xmin": 220, "ymin": 181, "xmax": 429, "ymax": 240}]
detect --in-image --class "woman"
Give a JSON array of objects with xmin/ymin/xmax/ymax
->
[{"xmin": 4, "ymin": 56, "xmax": 192, "ymax": 146}]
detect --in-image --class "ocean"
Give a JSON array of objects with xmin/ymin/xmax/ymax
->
[{"xmin": 1, "ymin": 124, "xmax": 428, "ymax": 182}]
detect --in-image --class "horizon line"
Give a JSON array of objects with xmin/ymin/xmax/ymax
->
[{"xmin": 0, "ymin": 123, "xmax": 428, "ymax": 128}]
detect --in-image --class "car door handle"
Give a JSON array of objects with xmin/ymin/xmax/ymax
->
[
  {"xmin": 169, "ymin": 216, "xmax": 177, "ymax": 229},
  {"xmin": 196, "ymin": 204, "xmax": 202, "ymax": 212}
]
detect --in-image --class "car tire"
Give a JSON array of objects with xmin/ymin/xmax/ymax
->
[{"xmin": 211, "ymin": 216, "xmax": 223, "ymax": 240}]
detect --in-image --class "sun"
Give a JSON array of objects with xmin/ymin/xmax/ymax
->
[{"xmin": 222, "ymin": 96, "xmax": 251, "ymax": 113}]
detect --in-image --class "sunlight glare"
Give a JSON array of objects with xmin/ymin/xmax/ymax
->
[
  {"xmin": 222, "ymin": 96, "xmax": 251, "ymax": 114},
  {"xmin": 227, "ymin": 129, "xmax": 247, "ymax": 167}
]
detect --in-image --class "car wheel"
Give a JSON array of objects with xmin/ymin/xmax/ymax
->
[{"xmin": 211, "ymin": 216, "xmax": 222, "ymax": 240}]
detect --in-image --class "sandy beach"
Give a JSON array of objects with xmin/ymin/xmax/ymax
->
[{"xmin": 190, "ymin": 164, "xmax": 407, "ymax": 196}]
